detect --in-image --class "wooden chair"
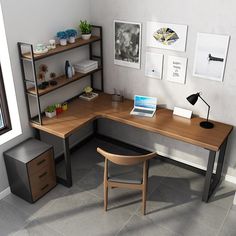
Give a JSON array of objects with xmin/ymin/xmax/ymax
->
[{"xmin": 97, "ymin": 147, "xmax": 157, "ymax": 215}]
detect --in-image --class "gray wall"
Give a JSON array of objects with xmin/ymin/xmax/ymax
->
[
  {"xmin": 90, "ymin": 0, "xmax": 236, "ymax": 179},
  {"xmin": 0, "ymin": 0, "xmax": 91, "ymax": 192}
]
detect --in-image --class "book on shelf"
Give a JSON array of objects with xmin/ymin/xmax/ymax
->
[{"xmin": 79, "ymin": 92, "xmax": 99, "ymax": 101}]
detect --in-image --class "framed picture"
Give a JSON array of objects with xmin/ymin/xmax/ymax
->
[
  {"xmin": 167, "ymin": 56, "xmax": 187, "ymax": 84},
  {"xmin": 114, "ymin": 20, "xmax": 142, "ymax": 69},
  {"xmin": 145, "ymin": 52, "xmax": 163, "ymax": 79},
  {"xmin": 146, "ymin": 21, "xmax": 188, "ymax": 52},
  {"xmin": 193, "ymin": 33, "xmax": 230, "ymax": 82}
]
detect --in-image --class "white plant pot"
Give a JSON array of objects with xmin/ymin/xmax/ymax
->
[
  {"xmin": 45, "ymin": 110, "xmax": 56, "ymax": 118},
  {"xmin": 68, "ymin": 37, "xmax": 76, "ymax": 44},
  {"xmin": 81, "ymin": 34, "xmax": 91, "ymax": 40},
  {"xmin": 59, "ymin": 39, "xmax": 67, "ymax": 46}
]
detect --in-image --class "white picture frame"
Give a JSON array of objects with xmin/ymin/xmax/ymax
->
[
  {"xmin": 193, "ymin": 33, "xmax": 230, "ymax": 82},
  {"xmin": 146, "ymin": 21, "xmax": 188, "ymax": 52},
  {"xmin": 114, "ymin": 20, "xmax": 142, "ymax": 69},
  {"xmin": 145, "ymin": 52, "xmax": 163, "ymax": 79},
  {"xmin": 167, "ymin": 56, "xmax": 187, "ymax": 84}
]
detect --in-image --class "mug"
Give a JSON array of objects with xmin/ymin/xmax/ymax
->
[{"xmin": 49, "ymin": 39, "xmax": 56, "ymax": 49}]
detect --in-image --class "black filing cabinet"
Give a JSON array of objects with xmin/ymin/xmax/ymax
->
[{"xmin": 4, "ymin": 138, "xmax": 56, "ymax": 203}]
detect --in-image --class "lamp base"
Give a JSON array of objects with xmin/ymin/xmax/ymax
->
[{"xmin": 200, "ymin": 121, "xmax": 214, "ymax": 129}]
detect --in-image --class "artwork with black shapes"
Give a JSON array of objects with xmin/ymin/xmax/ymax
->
[
  {"xmin": 193, "ymin": 33, "xmax": 230, "ymax": 82},
  {"xmin": 186, "ymin": 92, "xmax": 214, "ymax": 129}
]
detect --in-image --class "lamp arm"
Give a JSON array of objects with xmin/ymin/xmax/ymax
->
[{"xmin": 198, "ymin": 95, "xmax": 210, "ymax": 122}]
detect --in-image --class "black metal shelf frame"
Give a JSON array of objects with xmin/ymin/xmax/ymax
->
[{"xmin": 18, "ymin": 25, "xmax": 104, "ymax": 125}]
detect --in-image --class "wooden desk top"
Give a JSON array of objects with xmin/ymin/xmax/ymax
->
[{"xmin": 30, "ymin": 93, "xmax": 233, "ymax": 151}]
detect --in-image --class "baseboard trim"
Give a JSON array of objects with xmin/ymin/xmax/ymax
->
[{"xmin": 0, "ymin": 187, "xmax": 10, "ymax": 200}]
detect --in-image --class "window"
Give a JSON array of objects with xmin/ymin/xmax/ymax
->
[{"xmin": 0, "ymin": 64, "xmax": 11, "ymax": 135}]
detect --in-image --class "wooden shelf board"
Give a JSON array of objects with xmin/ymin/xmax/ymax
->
[
  {"xmin": 27, "ymin": 67, "xmax": 102, "ymax": 96},
  {"xmin": 22, "ymin": 36, "xmax": 101, "ymax": 61}
]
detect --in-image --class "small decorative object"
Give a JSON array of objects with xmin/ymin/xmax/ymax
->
[
  {"xmin": 34, "ymin": 44, "xmax": 48, "ymax": 54},
  {"xmin": 49, "ymin": 80, "xmax": 57, "ymax": 86},
  {"xmin": 146, "ymin": 22, "xmax": 188, "ymax": 52},
  {"xmin": 62, "ymin": 102, "xmax": 68, "ymax": 111},
  {"xmin": 49, "ymin": 39, "xmax": 56, "ymax": 49},
  {"xmin": 79, "ymin": 20, "xmax": 92, "ymax": 40},
  {"xmin": 79, "ymin": 86, "xmax": 98, "ymax": 101},
  {"xmin": 145, "ymin": 52, "xmax": 163, "ymax": 79},
  {"xmin": 167, "ymin": 56, "xmax": 188, "ymax": 84},
  {"xmin": 65, "ymin": 60, "xmax": 73, "ymax": 79},
  {"xmin": 186, "ymin": 92, "xmax": 214, "ymax": 129},
  {"xmin": 66, "ymin": 29, "xmax": 77, "ymax": 43},
  {"xmin": 37, "ymin": 83, "xmax": 47, "ymax": 90},
  {"xmin": 38, "ymin": 71, "xmax": 46, "ymax": 81},
  {"xmin": 45, "ymin": 105, "xmax": 56, "ymax": 118},
  {"xmin": 193, "ymin": 33, "xmax": 230, "ymax": 82},
  {"xmin": 55, "ymin": 104, "xmax": 63, "ymax": 115},
  {"xmin": 112, "ymin": 89, "xmax": 124, "ymax": 102},
  {"xmin": 114, "ymin": 20, "xmax": 141, "ymax": 69},
  {"xmin": 42, "ymin": 81, "xmax": 49, "ymax": 87},
  {"xmin": 38, "ymin": 64, "xmax": 48, "ymax": 82},
  {"xmin": 39, "ymin": 64, "xmax": 48, "ymax": 73},
  {"xmin": 50, "ymin": 72, "xmax": 57, "ymax": 80},
  {"xmin": 57, "ymin": 31, "xmax": 68, "ymax": 46}
]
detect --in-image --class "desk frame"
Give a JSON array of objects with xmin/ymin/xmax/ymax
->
[
  {"xmin": 36, "ymin": 118, "xmax": 229, "ymax": 203},
  {"xmin": 32, "ymin": 93, "xmax": 232, "ymax": 203}
]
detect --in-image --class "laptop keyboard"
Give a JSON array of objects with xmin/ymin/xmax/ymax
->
[{"xmin": 133, "ymin": 108, "xmax": 154, "ymax": 114}]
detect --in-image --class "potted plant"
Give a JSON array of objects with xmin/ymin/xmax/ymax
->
[
  {"xmin": 56, "ymin": 31, "xmax": 68, "ymax": 46},
  {"xmin": 45, "ymin": 105, "xmax": 56, "ymax": 118},
  {"xmin": 79, "ymin": 20, "xmax": 92, "ymax": 40},
  {"xmin": 66, "ymin": 29, "xmax": 77, "ymax": 43}
]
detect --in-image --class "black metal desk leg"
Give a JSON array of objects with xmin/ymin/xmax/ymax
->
[
  {"xmin": 57, "ymin": 137, "xmax": 72, "ymax": 187},
  {"xmin": 202, "ymin": 150, "xmax": 216, "ymax": 202},
  {"xmin": 202, "ymin": 138, "xmax": 228, "ymax": 202},
  {"xmin": 64, "ymin": 137, "xmax": 72, "ymax": 187},
  {"xmin": 215, "ymin": 138, "xmax": 228, "ymax": 184}
]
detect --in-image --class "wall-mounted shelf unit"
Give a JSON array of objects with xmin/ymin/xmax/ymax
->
[{"xmin": 18, "ymin": 25, "xmax": 103, "ymax": 125}]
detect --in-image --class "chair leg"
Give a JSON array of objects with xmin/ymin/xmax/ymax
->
[
  {"xmin": 142, "ymin": 160, "xmax": 148, "ymax": 215},
  {"xmin": 142, "ymin": 186, "xmax": 147, "ymax": 215},
  {"xmin": 104, "ymin": 183, "xmax": 108, "ymax": 211}
]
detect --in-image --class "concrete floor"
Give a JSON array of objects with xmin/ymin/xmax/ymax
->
[{"xmin": 0, "ymin": 138, "xmax": 236, "ymax": 236}]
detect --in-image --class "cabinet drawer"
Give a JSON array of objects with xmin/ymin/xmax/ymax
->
[
  {"xmin": 31, "ymin": 179, "xmax": 56, "ymax": 202},
  {"xmin": 29, "ymin": 162, "xmax": 56, "ymax": 188},
  {"xmin": 27, "ymin": 149, "xmax": 53, "ymax": 176}
]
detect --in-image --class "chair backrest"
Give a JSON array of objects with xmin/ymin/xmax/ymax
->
[{"xmin": 97, "ymin": 147, "xmax": 157, "ymax": 166}]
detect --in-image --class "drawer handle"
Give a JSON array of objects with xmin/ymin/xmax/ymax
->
[
  {"xmin": 39, "ymin": 172, "xmax": 47, "ymax": 179},
  {"xmin": 41, "ymin": 184, "xmax": 49, "ymax": 191},
  {"xmin": 37, "ymin": 159, "xmax": 46, "ymax": 166}
]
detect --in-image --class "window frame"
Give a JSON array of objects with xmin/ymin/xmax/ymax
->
[{"xmin": 0, "ymin": 64, "xmax": 11, "ymax": 135}]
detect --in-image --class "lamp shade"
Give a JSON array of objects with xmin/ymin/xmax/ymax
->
[{"xmin": 186, "ymin": 93, "xmax": 200, "ymax": 105}]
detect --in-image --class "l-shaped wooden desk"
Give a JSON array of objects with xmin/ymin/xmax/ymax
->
[{"xmin": 31, "ymin": 93, "xmax": 233, "ymax": 202}]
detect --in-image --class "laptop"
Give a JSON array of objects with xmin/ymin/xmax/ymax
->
[{"xmin": 130, "ymin": 95, "xmax": 157, "ymax": 117}]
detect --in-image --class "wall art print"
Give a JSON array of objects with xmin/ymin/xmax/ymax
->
[
  {"xmin": 146, "ymin": 21, "xmax": 188, "ymax": 52},
  {"xmin": 145, "ymin": 52, "xmax": 163, "ymax": 79},
  {"xmin": 167, "ymin": 56, "xmax": 187, "ymax": 84},
  {"xmin": 114, "ymin": 20, "xmax": 141, "ymax": 69},
  {"xmin": 193, "ymin": 33, "xmax": 230, "ymax": 82}
]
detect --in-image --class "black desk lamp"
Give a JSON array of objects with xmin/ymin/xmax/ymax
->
[{"xmin": 186, "ymin": 92, "xmax": 214, "ymax": 129}]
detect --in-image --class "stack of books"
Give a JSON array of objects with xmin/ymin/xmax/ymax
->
[{"xmin": 74, "ymin": 60, "xmax": 98, "ymax": 74}]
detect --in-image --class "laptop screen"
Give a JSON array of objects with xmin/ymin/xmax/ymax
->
[{"xmin": 134, "ymin": 95, "xmax": 157, "ymax": 110}]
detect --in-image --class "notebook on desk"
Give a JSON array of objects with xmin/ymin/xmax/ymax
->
[{"xmin": 130, "ymin": 95, "xmax": 157, "ymax": 117}]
